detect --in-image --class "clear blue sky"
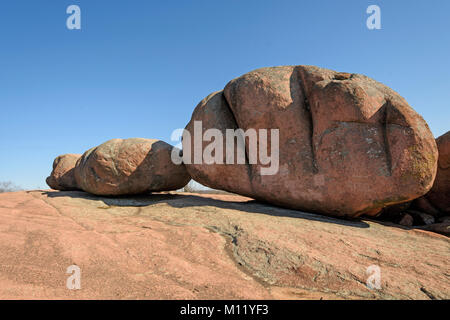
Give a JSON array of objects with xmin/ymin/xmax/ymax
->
[{"xmin": 0, "ymin": 0, "xmax": 449, "ymax": 189}]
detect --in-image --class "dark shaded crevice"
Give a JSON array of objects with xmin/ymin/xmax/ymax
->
[
  {"xmin": 333, "ymin": 72, "xmax": 353, "ymax": 81},
  {"xmin": 90, "ymin": 167, "xmax": 102, "ymax": 182},
  {"xmin": 221, "ymin": 92, "xmax": 256, "ymax": 189},
  {"xmin": 420, "ymin": 287, "xmax": 437, "ymax": 300},
  {"xmin": 296, "ymin": 67, "xmax": 319, "ymax": 174},
  {"xmin": 382, "ymin": 102, "xmax": 393, "ymax": 176}
]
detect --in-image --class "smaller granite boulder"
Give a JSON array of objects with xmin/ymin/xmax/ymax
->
[
  {"xmin": 74, "ymin": 138, "xmax": 190, "ymax": 196},
  {"xmin": 413, "ymin": 131, "xmax": 450, "ymax": 216},
  {"xmin": 46, "ymin": 154, "xmax": 81, "ymax": 191}
]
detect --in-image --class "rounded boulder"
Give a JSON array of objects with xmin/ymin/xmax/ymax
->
[
  {"xmin": 183, "ymin": 65, "xmax": 438, "ymax": 218},
  {"xmin": 46, "ymin": 154, "xmax": 81, "ymax": 191},
  {"xmin": 75, "ymin": 138, "xmax": 190, "ymax": 196}
]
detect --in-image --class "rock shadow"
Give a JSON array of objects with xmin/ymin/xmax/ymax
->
[{"xmin": 41, "ymin": 190, "xmax": 370, "ymax": 229}]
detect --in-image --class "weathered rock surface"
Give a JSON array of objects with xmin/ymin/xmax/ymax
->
[
  {"xmin": 74, "ymin": 138, "xmax": 190, "ymax": 196},
  {"xmin": 0, "ymin": 190, "xmax": 448, "ymax": 299},
  {"xmin": 413, "ymin": 131, "xmax": 450, "ymax": 216},
  {"xmin": 184, "ymin": 66, "xmax": 438, "ymax": 218},
  {"xmin": 46, "ymin": 154, "xmax": 81, "ymax": 191}
]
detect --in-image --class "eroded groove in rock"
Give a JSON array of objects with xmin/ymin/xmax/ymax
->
[
  {"xmin": 382, "ymin": 102, "xmax": 393, "ymax": 176},
  {"xmin": 296, "ymin": 67, "xmax": 319, "ymax": 174},
  {"xmin": 222, "ymin": 91, "xmax": 256, "ymax": 185}
]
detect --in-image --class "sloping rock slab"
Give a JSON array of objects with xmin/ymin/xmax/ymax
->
[{"xmin": 0, "ymin": 191, "xmax": 448, "ymax": 299}]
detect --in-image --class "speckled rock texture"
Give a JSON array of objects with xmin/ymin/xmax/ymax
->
[{"xmin": 0, "ymin": 190, "xmax": 448, "ymax": 299}]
